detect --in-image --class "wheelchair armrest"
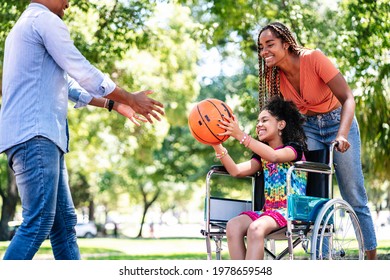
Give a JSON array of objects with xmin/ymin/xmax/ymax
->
[
  {"xmin": 209, "ymin": 165, "xmax": 259, "ymax": 179},
  {"xmin": 209, "ymin": 165, "xmax": 228, "ymax": 174},
  {"xmin": 294, "ymin": 161, "xmax": 331, "ymax": 173}
]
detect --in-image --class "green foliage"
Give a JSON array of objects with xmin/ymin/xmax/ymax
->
[
  {"xmin": 66, "ymin": 0, "xmax": 159, "ymax": 72},
  {"xmin": 337, "ymin": 0, "xmax": 390, "ymax": 182}
]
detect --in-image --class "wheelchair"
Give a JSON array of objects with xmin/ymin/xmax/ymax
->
[{"xmin": 201, "ymin": 142, "xmax": 365, "ymax": 260}]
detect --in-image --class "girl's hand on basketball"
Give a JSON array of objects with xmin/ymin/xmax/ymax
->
[
  {"xmin": 218, "ymin": 114, "xmax": 243, "ymax": 137},
  {"xmin": 217, "ymin": 116, "xmax": 232, "ymax": 135}
]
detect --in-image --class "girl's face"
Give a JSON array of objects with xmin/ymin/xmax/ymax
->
[
  {"xmin": 256, "ymin": 110, "xmax": 284, "ymax": 143},
  {"xmin": 258, "ymin": 29, "xmax": 288, "ymax": 67}
]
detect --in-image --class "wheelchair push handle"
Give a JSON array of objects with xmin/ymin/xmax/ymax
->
[
  {"xmin": 330, "ymin": 141, "xmax": 339, "ymax": 152},
  {"xmin": 329, "ymin": 141, "xmax": 339, "ymax": 169}
]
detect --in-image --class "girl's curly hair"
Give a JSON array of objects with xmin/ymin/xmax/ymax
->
[{"xmin": 263, "ymin": 95, "xmax": 307, "ymax": 151}]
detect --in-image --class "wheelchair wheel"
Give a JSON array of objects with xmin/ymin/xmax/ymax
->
[{"xmin": 310, "ymin": 198, "xmax": 365, "ymax": 260}]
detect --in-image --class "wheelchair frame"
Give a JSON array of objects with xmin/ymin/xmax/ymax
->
[{"xmin": 201, "ymin": 142, "xmax": 365, "ymax": 260}]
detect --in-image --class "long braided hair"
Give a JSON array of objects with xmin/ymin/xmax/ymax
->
[{"xmin": 257, "ymin": 22, "xmax": 305, "ymax": 109}]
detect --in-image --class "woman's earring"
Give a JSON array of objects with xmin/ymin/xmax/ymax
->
[{"xmin": 279, "ymin": 130, "xmax": 282, "ymax": 136}]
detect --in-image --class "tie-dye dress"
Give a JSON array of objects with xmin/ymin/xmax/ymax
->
[{"xmin": 240, "ymin": 142, "xmax": 307, "ymax": 227}]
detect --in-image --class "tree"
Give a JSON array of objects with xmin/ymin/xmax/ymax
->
[
  {"xmin": 0, "ymin": 158, "xmax": 18, "ymax": 241},
  {"xmin": 95, "ymin": 3, "xmax": 203, "ymax": 237}
]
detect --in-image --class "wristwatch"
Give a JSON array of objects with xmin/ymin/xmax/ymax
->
[{"xmin": 108, "ymin": 100, "xmax": 114, "ymax": 112}]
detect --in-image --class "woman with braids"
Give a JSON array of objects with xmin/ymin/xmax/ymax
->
[
  {"xmin": 257, "ymin": 22, "xmax": 377, "ymax": 259},
  {"xmin": 212, "ymin": 96, "xmax": 308, "ymax": 260}
]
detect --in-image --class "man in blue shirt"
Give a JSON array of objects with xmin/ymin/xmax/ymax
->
[{"xmin": 0, "ymin": 0, "xmax": 164, "ymax": 259}]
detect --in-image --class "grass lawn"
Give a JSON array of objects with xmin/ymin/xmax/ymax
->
[
  {"xmin": 0, "ymin": 237, "xmax": 217, "ymax": 260},
  {"xmin": 1, "ymin": 237, "xmax": 389, "ymax": 260}
]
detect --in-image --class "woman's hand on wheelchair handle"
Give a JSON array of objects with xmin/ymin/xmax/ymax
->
[{"xmin": 334, "ymin": 137, "xmax": 350, "ymax": 153}]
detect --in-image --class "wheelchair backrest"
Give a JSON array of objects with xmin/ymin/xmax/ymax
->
[
  {"xmin": 252, "ymin": 148, "xmax": 329, "ymax": 211},
  {"xmin": 305, "ymin": 149, "xmax": 329, "ymax": 198},
  {"xmin": 253, "ymin": 171, "xmax": 265, "ymax": 211}
]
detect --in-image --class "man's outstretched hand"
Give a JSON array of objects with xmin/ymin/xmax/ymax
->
[
  {"xmin": 129, "ymin": 90, "xmax": 165, "ymax": 123},
  {"xmin": 107, "ymin": 87, "xmax": 165, "ymax": 124}
]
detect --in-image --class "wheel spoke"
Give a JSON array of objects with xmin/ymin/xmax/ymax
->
[{"xmin": 311, "ymin": 199, "xmax": 365, "ymax": 260}]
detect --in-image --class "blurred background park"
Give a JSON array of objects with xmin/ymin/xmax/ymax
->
[{"xmin": 0, "ymin": 0, "xmax": 389, "ymax": 259}]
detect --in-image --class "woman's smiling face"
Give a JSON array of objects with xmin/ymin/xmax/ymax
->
[{"xmin": 258, "ymin": 29, "xmax": 288, "ymax": 67}]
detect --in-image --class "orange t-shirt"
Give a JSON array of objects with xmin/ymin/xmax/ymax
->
[{"xmin": 279, "ymin": 49, "xmax": 340, "ymax": 114}]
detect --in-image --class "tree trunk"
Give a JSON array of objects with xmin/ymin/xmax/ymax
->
[
  {"xmin": 0, "ymin": 167, "xmax": 19, "ymax": 241},
  {"xmin": 136, "ymin": 186, "xmax": 160, "ymax": 238},
  {"xmin": 88, "ymin": 200, "xmax": 95, "ymax": 222}
]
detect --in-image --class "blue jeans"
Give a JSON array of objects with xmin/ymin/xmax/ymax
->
[
  {"xmin": 303, "ymin": 107, "xmax": 377, "ymax": 251},
  {"xmin": 3, "ymin": 136, "xmax": 80, "ymax": 260}
]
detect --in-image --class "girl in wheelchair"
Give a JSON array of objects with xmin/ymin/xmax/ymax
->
[{"xmin": 212, "ymin": 96, "xmax": 308, "ymax": 260}]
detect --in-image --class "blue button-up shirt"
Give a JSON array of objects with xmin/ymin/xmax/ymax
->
[{"xmin": 0, "ymin": 3, "xmax": 116, "ymax": 153}]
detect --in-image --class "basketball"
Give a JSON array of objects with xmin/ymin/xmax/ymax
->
[{"xmin": 188, "ymin": 98, "xmax": 234, "ymax": 145}]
